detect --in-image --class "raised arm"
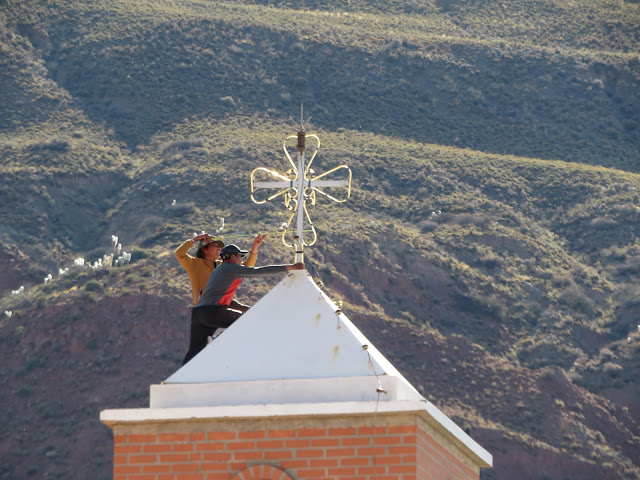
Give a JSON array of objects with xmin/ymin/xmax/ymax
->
[
  {"xmin": 243, "ymin": 233, "xmax": 267, "ymax": 268},
  {"xmin": 175, "ymin": 234, "xmax": 211, "ymax": 262}
]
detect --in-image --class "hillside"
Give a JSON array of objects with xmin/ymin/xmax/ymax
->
[
  {"xmin": 2, "ymin": 0, "xmax": 639, "ymax": 167},
  {"xmin": 1, "ymin": 0, "xmax": 640, "ymax": 479}
]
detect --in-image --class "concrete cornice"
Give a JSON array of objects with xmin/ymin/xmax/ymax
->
[{"xmin": 100, "ymin": 399, "xmax": 492, "ymax": 469}]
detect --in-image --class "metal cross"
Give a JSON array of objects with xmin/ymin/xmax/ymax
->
[{"xmin": 250, "ymin": 109, "xmax": 352, "ymax": 263}]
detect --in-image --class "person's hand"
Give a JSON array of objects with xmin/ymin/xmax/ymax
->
[
  {"xmin": 286, "ymin": 262, "xmax": 305, "ymax": 271},
  {"xmin": 192, "ymin": 233, "xmax": 211, "ymax": 243},
  {"xmin": 251, "ymin": 233, "xmax": 267, "ymax": 253},
  {"xmin": 252, "ymin": 233, "xmax": 267, "ymax": 247}
]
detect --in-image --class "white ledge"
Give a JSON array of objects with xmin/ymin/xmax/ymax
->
[{"xmin": 150, "ymin": 376, "xmax": 423, "ymax": 408}]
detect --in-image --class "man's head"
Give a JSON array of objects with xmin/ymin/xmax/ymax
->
[
  {"xmin": 196, "ymin": 238, "xmax": 224, "ymax": 260},
  {"xmin": 220, "ymin": 244, "xmax": 248, "ymax": 264}
]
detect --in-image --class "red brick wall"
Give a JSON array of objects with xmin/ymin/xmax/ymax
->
[
  {"xmin": 110, "ymin": 417, "xmax": 479, "ymax": 480},
  {"xmin": 417, "ymin": 423, "xmax": 477, "ymax": 480}
]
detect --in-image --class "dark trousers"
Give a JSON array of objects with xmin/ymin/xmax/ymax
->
[{"xmin": 182, "ymin": 301, "xmax": 248, "ymax": 365}]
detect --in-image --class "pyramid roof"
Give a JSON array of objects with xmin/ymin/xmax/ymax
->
[
  {"xmin": 165, "ymin": 270, "xmax": 416, "ymax": 386},
  {"xmin": 152, "ymin": 270, "xmax": 423, "ymax": 408}
]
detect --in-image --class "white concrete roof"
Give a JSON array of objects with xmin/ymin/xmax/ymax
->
[{"xmin": 164, "ymin": 270, "xmax": 420, "ymax": 395}]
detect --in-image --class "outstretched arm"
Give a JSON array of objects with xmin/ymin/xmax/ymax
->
[{"xmin": 231, "ymin": 261, "xmax": 305, "ymax": 278}]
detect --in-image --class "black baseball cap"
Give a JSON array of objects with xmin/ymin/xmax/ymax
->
[{"xmin": 221, "ymin": 244, "xmax": 248, "ymax": 259}]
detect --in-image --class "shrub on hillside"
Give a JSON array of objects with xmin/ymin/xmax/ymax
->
[
  {"xmin": 559, "ymin": 284, "xmax": 597, "ymax": 316},
  {"xmin": 33, "ymin": 136, "xmax": 70, "ymax": 152},
  {"xmin": 130, "ymin": 249, "xmax": 152, "ymax": 262},
  {"xmin": 418, "ymin": 219, "xmax": 438, "ymax": 232},
  {"xmin": 477, "ymin": 253, "xmax": 503, "ymax": 269},
  {"xmin": 162, "ymin": 138, "xmax": 206, "ymax": 155},
  {"xmin": 615, "ymin": 256, "xmax": 640, "ymax": 277},
  {"xmin": 167, "ymin": 201, "xmax": 196, "ymax": 217},
  {"xmin": 516, "ymin": 338, "xmax": 581, "ymax": 369},
  {"xmin": 220, "ymin": 96, "xmax": 235, "ymax": 107},
  {"xmin": 84, "ymin": 280, "xmax": 102, "ymax": 292},
  {"xmin": 603, "ymin": 362, "xmax": 623, "ymax": 376},
  {"xmin": 590, "ymin": 217, "xmax": 617, "ymax": 230},
  {"xmin": 455, "ymin": 292, "xmax": 506, "ymax": 319}
]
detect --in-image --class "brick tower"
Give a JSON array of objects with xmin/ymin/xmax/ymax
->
[{"xmin": 101, "ymin": 270, "xmax": 492, "ymax": 480}]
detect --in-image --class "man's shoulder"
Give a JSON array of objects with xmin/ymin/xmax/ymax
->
[{"xmin": 216, "ymin": 261, "xmax": 239, "ymax": 271}]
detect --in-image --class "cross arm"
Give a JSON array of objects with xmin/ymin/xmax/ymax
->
[{"xmin": 250, "ymin": 167, "xmax": 296, "ymax": 205}]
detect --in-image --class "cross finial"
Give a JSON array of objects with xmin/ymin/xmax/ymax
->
[{"xmin": 251, "ymin": 109, "xmax": 352, "ymax": 262}]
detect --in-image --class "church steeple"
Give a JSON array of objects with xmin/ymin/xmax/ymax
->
[{"xmin": 100, "ymin": 115, "xmax": 492, "ymax": 479}]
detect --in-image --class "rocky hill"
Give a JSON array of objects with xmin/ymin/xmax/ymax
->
[{"xmin": 1, "ymin": 0, "xmax": 639, "ymax": 479}]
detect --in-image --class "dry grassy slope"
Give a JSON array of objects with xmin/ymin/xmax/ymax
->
[
  {"xmin": 3, "ymin": 135, "xmax": 640, "ymax": 478},
  {"xmin": 1, "ymin": 0, "xmax": 640, "ymax": 479},
  {"xmin": 2, "ymin": 0, "xmax": 639, "ymax": 168},
  {"xmin": 0, "ymin": 254, "xmax": 638, "ymax": 480},
  {"xmin": 3, "ymin": 132, "xmax": 640, "ymax": 479}
]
